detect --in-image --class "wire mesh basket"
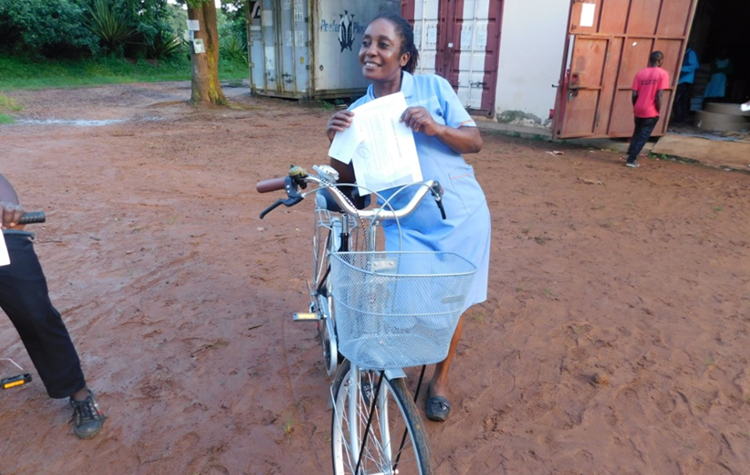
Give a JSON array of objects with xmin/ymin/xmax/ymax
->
[{"xmin": 330, "ymin": 251, "xmax": 476, "ymax": 370}]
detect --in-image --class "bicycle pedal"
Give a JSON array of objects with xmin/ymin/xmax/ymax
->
[
  {"xmin": 293, "ymin": 312, "xmax": 320, "ymax": 322},
  {"xmin": 1, "ymin": 373, "xmax": 32, "ymax": 390}
]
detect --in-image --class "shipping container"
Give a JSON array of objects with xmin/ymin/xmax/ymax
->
[
  {"xmin": 403, "ymin": 0, "xmax": 504, "ymax": 117},
  {"xmin": 247, "ymin": 0, "xmax": 400, "ymax": 100}
]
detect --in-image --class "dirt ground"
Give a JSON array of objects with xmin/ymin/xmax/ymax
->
[{"xmin": 1, "ymin": 82, "xmax": 749, "ymax": 475}]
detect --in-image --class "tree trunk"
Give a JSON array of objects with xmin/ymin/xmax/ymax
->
[{"xmin": 187, "ymin": 2, "xmax": 227, "ymax": 106}]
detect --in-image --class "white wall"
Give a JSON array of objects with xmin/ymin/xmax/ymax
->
[{"xmin": 494, "ymin": 0, "xmax": 570, "ymax": 122}]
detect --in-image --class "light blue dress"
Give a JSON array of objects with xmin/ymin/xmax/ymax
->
[{"xmin": 350, "ymin": 72, "xmax": 491, "ymax": 309}]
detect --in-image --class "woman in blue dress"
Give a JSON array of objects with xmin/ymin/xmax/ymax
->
[{"xmin": 326, "ymin": 12, "xmax": 491, "ymax": 422}]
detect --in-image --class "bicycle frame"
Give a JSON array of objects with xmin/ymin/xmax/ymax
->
[{"xmin": 259, "ymin": 165, "xmax": 442, "ymax": 475}]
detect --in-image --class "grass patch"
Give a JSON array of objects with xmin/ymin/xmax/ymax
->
[
  {"xmin": 0, "ymin": 94, "xmax": 22, "ymax": 111},
  {"xmin": 0, "ymin": 54, "xmax": 248, "ymax": 90},
  {"xmin": 0, "ymin": 93, "xmax": 21, "ymax": 123},
  {"xmin": 649, "ymin": 152, "xmax": 670, "ymax": 160},
  {"xmin": 282, "ymin": 414, "xmax": 299, "ymax": 435}
]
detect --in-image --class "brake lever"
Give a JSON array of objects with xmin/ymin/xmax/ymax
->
[
  {"xmin": 429, "ymin": 181, "xmax": 447, "ymax": 220},
  {"xmin": 259, "ymin": 196, "xmax": 304, "ymax": 219},
  {"xmin": 259, "ymin": 176, "xmax": 305, "ymax": 219}
]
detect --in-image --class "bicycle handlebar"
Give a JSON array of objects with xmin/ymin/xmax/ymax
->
[
  {"xmin": 257, "ymin": 166, "xmax": 445, "ymax": 222},
  {"xmin": 308, "ymin": 175, "xmax": 443, "ymax": 222}
]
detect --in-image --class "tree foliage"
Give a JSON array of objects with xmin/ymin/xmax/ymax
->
[
  {"xmin": 122, "ymin": 0, "xmax": 186, "ymax": 59},
  {"xmin": 218, "ymin": 0, "xmax": 249, "ymax": 60},
  {"xmin": 0, "ymin": 0, "xmax": 188, "ymax": 60},
  {"xmin": 0, "ymin": 0, "xmax": 100, "ymax": 57}
]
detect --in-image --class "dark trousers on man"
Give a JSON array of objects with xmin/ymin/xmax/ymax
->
[
  {"xmin": 673, "ymin": 82, "xmax": 692, "ymax": 123},
  {"xmin": 0, "ymin": 231, "xmax": 86, "ymax": 399},
  {"xmin": 626, "ymin": 116, "xmax": 659, "ymax": 164}
]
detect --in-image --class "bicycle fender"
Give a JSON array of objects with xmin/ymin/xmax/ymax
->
[{"xmin": 385, "ymin": 368, "xmax": 407, "ymax": 380}]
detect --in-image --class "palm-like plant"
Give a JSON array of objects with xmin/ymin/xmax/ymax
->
[
  {"xmin": 85, "ymin": 0, "xmax": 135, "ymax": 53},
  {"xmin": 220, "ymin": 34, "xmax": 248, "ymax": 65},
  {"xmin": 149, "ymin": 30, "xmax": 188, "ymax": 59}
]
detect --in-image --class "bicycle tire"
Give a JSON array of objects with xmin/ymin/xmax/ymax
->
[{"xmin": 331, "ymin": 359, "xmax": 432, "ymax": 475}]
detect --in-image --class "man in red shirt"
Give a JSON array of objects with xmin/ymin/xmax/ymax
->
[{"xmin": 626, "ymin": 51, "xmax": 670, "ymax": 168}]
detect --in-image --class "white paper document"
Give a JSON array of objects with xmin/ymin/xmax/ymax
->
[
  {"xmin": 328, "ymin": 92, "xmax": 422, "ymax": 193},
  {"xmin": 0, "ymin": 233, "xmax": 10, "ymax": 267}
]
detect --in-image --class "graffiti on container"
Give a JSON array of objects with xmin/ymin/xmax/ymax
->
[
  {"xmin": 250, "ymin": 1, "xmax": 261, "ymax": 19},
  {"xmin": 294, "ymin": 0, "xmax": 304, "ymax": 23},
  {"xmin": 320, "ymin": 10, "xmax": 364, "ymax": 53}
]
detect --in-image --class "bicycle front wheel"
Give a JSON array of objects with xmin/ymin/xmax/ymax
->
[{"xmin": 331, "ymin": 359, "xmax": 432, "ymax": 475}]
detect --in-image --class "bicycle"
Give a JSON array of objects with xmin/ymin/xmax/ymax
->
[
  {"xmin": 1, "ymin": 211, "xmax": 46, "ymax": 392},
  {"xmin": 258, "ymin": 166, "xmax": 476, "ymax": 475}
]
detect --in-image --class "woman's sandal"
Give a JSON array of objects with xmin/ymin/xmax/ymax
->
[{"xmin": 425, "ymin": 387, "xmax": 451, "ymax": 422}]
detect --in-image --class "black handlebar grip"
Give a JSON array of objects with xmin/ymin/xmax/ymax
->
[{"xmin": 18, "ymin": 211, "xmax": 46, "ymax": 225}]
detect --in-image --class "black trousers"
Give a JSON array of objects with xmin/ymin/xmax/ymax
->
[
  {"xmin": 0, "ymin": 231, "xmax": 86, "ymax": 398},
  {"xmin": 626, "ymin": 116, "xmax": 659, "ymax": 163},
  {"xmin": 673, "ymin": 83, "xmax": 692, "ymax": 123}
]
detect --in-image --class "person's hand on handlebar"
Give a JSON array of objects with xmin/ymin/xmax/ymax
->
[
  {"xmin": 326, "ymin": 110, "xmax": 355, "ymax": 142},
  {"xmin": 0, "ymin": 201, "xmax": 25, "ymax": 230}
]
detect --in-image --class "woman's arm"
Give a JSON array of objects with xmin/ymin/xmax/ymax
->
[
  {"xmin": 0, "ymin": 173, "xmax": 20, "ymax": 204},
  {"xmin": 325, "ymin": 109, "xmax": 358, "ymax": 183},
  {"xmin": 401, "ymin": 107, "xmax": 483, "ymax": 154},
  {"xmin": 326, "ymin": 110, "xmax": 355, "ymax": 143},
  {"xmin": 0, "ymin": 173, "xmax": 25, "ymax": 229}
]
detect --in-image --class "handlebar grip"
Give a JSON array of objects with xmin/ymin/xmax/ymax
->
[
  {"xmin": 18, "ymin": 211, "xmax": 46, "ymax": 225},
  {"xmin": 256, "ymin": 177, "xmax": 288, "ymax": 193}
]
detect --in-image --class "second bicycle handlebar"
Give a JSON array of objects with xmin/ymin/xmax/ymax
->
[{"xmin": 18, "ymin": 211, "xmax": 46, "ymax": 225}]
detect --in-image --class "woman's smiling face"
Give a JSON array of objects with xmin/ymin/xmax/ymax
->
[{"xmin": 359, "ymin": 18, "xmax": 410, "ymax": 84}]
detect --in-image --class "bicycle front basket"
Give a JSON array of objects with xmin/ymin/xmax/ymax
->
[{"xmin": 330, "ymin": 251, "xmax": 476, "ymax": 370}]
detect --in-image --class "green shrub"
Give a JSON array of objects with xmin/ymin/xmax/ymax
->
[
  {"xmin": 220, "ymin": 34, "xmax": 248, "ymax": 65},
  {"xmin": 218, "ymin": 5, "xmax": 248, "ymax": 65}
]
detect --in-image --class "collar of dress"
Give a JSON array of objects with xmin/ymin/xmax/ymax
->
[{"xmin": 366, "ymin": 71, "xmax": 415, "ymax": 100}]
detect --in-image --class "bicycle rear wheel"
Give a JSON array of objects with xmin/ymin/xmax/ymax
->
[{"xmin": 331, "ymin": 359, "xmax": 432, "ymax": 475}]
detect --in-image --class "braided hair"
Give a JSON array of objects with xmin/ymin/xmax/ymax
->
[{"xmin": 370, "ymin": 12, "xmax": 420, "ymax": 74}]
